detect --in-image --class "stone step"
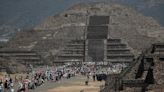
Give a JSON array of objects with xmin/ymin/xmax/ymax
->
[
  {"xmin": 123, "ymin": 79, "xmax": 145, "ymax": 86},
  {"xmin": 107, "ymin": 45, "xmax": 127, "ymax": 48},
  {"xmin": 153, "ymin": 43, "xmax": 164, "ymax": 46},
  {"xmin": 89, "ymin": 16, "xmax": 109, "ymax": 25},
  {"xmin": 69, "ymin": 41, "xmax": 84, "ymax": 43},
  {"xmin": 0, "ymin": 53, "xmax": 38, "ymax": 56},
  {"xmin": 107, "ymin": 43, "xmax": 126, "ymax": 45},
  {"xmin": 155, "ymin": 48, "xmax": 164, "ymax": 52},
  {"xmin": 107, "ymin": 54, "xmax": 134, "ymax": 57},
  {"xmin": 107, "ymin": 48, "xmax": 130, "ymax": 51},
  {"xmin": 87, "ymin": 26, "xmax": 108, "ymax": 39},
  {"xmin": 107, "ymin": 39, "xmax": 121, "ymax": 43},
  {"xmin": 0, "ymin": 49, "xmax": 35, "ymax": 53},
  {"xmin": 107, "ymin": 48, "xmax": 129, "ymax": 50},
  {"xmin": 68, "ymin": 39, "xmax": 84, "ymax": 41},
  {"xmin": 58, "ymin": 54, "xmax": 84, "ymax": 57},
  {"xmin": 57, "ymin": 57, "xmax": 83, "ymax": 60},
  {"xmin": 155, "ymin": 45, "xmax": 164, "ymax": 48},
  {"xmin": 87, "ymin": 34, "xmax": 108, "ymax": 39},
  {"xmin": 107, "ymin": 49, "xmax": 130, "ymax": 53},
  {"xmin": 16, "ymin": 57, "xmax": 40, "ymax": 60},
  {"xmin": 65, "ymin": 47, "xmax": 84, "ymax": 50},
  {"xmin": 66, "ymin": 44, "xmax": 84, "ymax": 46},
  {"xmin": 61, "ymin": 52, "xmax": 84, "ymax": 55},
  {"xmin": 107, "ymin": 51, "xmax": 131, "ymax": 54},
  {"xmin": 62, "ymin": 49, "xmax": 84, "ymax": 51},
  {"xmin": 54, "ymin": 59, "xmax": 82, "ymax": 62},
  {"xmin": 107, "ymin": 59, "xmax": 133, "ymax": 63},
  {"xmin": 0, "ymin": 51, "xmax": 35, "ymax": 54},
  {"xmin": 107, "ymin": 56, "xmax": 134, "ymax": 59}
]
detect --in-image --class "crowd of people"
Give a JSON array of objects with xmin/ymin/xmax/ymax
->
[
  {"xmin": 0, "ymin": 63, "xmax": 108, "ymax": 92},
  {"xmin": 0, "ymin": 75, "xmax": 14, "ymax": 92}
]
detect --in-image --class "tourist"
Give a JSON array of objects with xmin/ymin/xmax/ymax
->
[
  {"xmin": 87, "ymin": 73, "xmax": 89, "ymax": 80},
  {"xmin": 4, "ymin": 80, "xmax": 9, "ymax": 92},
  {"xmin": 15, "ymin": 75, "xmax": 18, "ymax": 83},
  {"xmin": 80, "ymin": 89, "xmax": 84, "ymax": 92},
  {"xmin": 0, "ymin": 80, "xmax": 3, "ymax": 92},
  {"xmin": 9, "ymin": 80, "xmax": 14, "ymax": 92},
  {"xmin": 28, "ymin": 78, "xmax": 36, "ymax": 90},
  {"xmin": 4, "ymin": 75, "xmax": 9, "ymax": 82},
  {"xmin": 19, "ymin": 76, "xmax": 23, "ymax": 82},
  {"xmin": 0, "ymin": 64, "xmax": 101, "ymax": 91},
  {"xmin": 9, "ymin": 78, "xmax": 14, "ymax": 87},
  {"xmin": 17, "ymin": 81, "xmax": 23, "ymax": 92},
  {"xmin": 92, "ymin": 72, "xmax": 96, "ymax": 81},
  {"xmin": 85, "ymin": 79, "xmax": 89, "ymax": 86},
  {"xmin": 10, "ymin": 86, "xmax": 14, "ymax": 92},
  {"xmin": 40, "ymin": 78, "xmax": 44, "ymax": 85},
  {"xmin": 22, "ymin": 76, "xmax": 30, "ymax": 92}
]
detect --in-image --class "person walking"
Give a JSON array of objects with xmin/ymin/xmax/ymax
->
[
  {"xmin": 0, "ymin": 80, "xmax": 3, "ymax": 92},
  {"xmin": 10, "ymin": 86, "xmax": 14, "ymax": 92},
  {"xmin": 17, "ymin": 81, "xmax": 23, "ymax": 92},
  {"xmin": 4, "ymin": 80, "xmax": 9, "ymax": 92},
  {"xmin": 9, "ymin": 79, "xmax": 14, "ymax": 92},
  {"xmin": 92, "ymin": 72, "xmax": 96, "ymax": 81}
]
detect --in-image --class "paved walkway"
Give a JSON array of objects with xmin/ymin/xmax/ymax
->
[{"xmin": 30, "ymin": 75, "xmax": 104, "ymax": 92}]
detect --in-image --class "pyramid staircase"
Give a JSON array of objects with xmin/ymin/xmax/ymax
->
[
  {"xmin": 53, "ymin": 39, "xmax": 85, "ymax": 64},
  {"xmin": 53, "ymin": 15, "xmax": 135, "ymax": 66},
  {"xmin": 106, "ymin": 38, "xmax": 134, "ymax": 65}
]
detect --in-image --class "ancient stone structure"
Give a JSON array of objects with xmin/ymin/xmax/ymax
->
[
  {"xmin": 0, "ymin": 49, "xmax": 43, "ymax": 66},
  {"xmin": 53, "ymin": 39, "xmax": 85, "ymax": 65},
  {"xmin": 106, "ymin": 39, "xmax": 134, "ymax": 65},
  {"xmin": 53, "ymin": 15, "xmax": 134, "ymax": 68},
  {"xmin": 101, "ymin": 43, "xmax": 164, "ymax": 92}
]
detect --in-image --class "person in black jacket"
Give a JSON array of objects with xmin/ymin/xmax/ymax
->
[
  {"xmin": 4, "ymin": 80, "xmax": 9, "ymax": 92},
  {"xmin": 92, "ymin": 72, "xmax": 96, "ymax": 81}
]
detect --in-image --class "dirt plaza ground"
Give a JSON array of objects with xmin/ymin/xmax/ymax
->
[{"xmin": 31, "ymin": 75, "xmax": 105, "ymax": 92}]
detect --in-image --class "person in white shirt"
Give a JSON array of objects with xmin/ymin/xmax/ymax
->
[
  {"xmin": 10, "ymin": 81, "xmax": 14, "ymax": 92},
  {"xmin": 17, "ymin": 81, "xmax": 23, "ymax": 92},
  {"xmin": 10, "ymin": 86, "xmax": 14, "ymax": 92}
]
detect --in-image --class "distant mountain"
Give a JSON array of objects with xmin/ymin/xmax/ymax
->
[
  {"xmin": 0, "ymin": 25, "xmax": 20, "ymax": 42},
  {"xmin": 134, "ymin": 0, "xmax": 164, "ymax": 9}
]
